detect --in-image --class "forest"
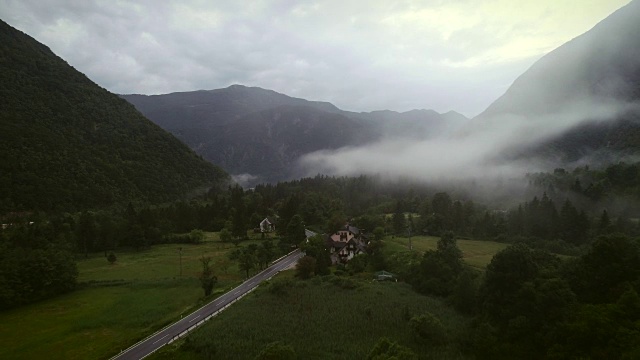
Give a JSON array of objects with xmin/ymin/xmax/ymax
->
[{"xmin": 2, "ymin": 162, "xmax": 640, "ymax": 358}]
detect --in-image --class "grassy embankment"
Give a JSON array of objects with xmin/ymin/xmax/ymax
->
[{"xmin": 0, "ymin": 232, "xmax": 260, "ymax": 360}]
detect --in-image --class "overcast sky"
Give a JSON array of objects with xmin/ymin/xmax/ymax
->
[{"xmin": 0, "ymin": 0, "xmax": 630, "ymax": 117}]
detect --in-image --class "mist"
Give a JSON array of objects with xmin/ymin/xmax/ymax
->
[
  {"xmin": 297, "ymin": 98, "xmax": 639, "ymax": 188},
  {"xmin": 295, "ymin": 0, "xmax": 640, "ymax": 189}
]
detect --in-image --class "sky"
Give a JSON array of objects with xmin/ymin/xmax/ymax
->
[{"xmin": 0, "ymin": 0, "xmax": 630, "ymax": 117}]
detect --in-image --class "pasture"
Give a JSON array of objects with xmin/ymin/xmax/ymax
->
[
  {"xmin": 0, "ymin": 235, "xmax": 244, "ymax": 360},
  {"xmin": 386, "ymin": 235, "xmax": 508, "ymax": 269},
  {"xmin": 0, "ymin": 231, "xmax": 506, "ymax": 359}
]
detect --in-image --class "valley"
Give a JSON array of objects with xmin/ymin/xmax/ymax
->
[
  {"xmin": 2, "ymin": 1, "xmax": 640, "ymax": 359},
  {"xmin": 0, "ymin": 230, "xmax": 504, "ymax": 360}
]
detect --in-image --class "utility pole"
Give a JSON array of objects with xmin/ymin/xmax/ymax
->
[{"xmin": 178, "ymin": 247, "xmax": 183, "ymax": 277}]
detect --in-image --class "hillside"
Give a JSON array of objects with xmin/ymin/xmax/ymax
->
[
  {"xmin": 175, "ymin": 105, "xmax": 378, "ymax": 183},
  {"xmin": 122, "ymin": 86, "xmax": 467, "ymax": 185},
  {"xmin": 472, "ymin": 0, "xmax": 640, "ymax": 162},
  {"xmin": 478, "ymin": 1, "xmax": 640, "ymax": 118},
  {"xmin": 0, "ymin": 20, "xmax": 229, "ymax": 213}
]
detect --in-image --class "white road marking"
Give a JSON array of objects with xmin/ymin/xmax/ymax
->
[
  {"xmin": 112, "ymin": 251, "xmax": 302, "ymax": 359},
  {"xmin": 152, "ymin": 334, "xmax": 169, "ymax": 344}
]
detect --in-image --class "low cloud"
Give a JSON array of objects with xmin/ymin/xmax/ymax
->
[
  {"xmin": 232, "ymin": 173, "xmax": 260, "ymax": 188},
  {"xmin": 298, "ymin": 98, "xmax": 639, "ymax": 184}
]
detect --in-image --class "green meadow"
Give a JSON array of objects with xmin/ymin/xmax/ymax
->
[
  {"xmin": 0, "ymin": 232, "xmax": 505, "ymax": 360},
  {"xmin": 387, "ymin": 235, "xmax": 508, "ymax": 270},
  {"xmin": 0, "ymin": 235, "xmax": 245, "ymax": 360}
]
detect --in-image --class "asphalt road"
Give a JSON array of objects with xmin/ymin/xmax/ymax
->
[{"xmin": 111, "ymin": 248, "xmax": 303, "ymax": 360}]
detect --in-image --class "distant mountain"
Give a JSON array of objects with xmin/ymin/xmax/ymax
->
[
  {"xmin": 473, "ymin": 0, "xmax": 640, "ymax": 162},
  {"xmin": 122, "ymin": 86, "xmax": 467, "ymax": 185},
  {"xmin": 363, "ymin": 109, "xmax": 468, "ymax": 140},
  {"xmin": 122, "ymin": 84, "xmax": 343, "ymax": 130},
  {"xmin": 0, "ymin": 20, "xmax": 229, "ymax": 213}
]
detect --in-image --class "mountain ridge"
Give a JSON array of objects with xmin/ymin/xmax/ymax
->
[{"xmin": 122, "ymin": 85, "xmax": 467, "ymax": 185}]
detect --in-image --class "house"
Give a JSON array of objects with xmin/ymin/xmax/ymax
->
[
  {"xmin": 259, "ymin": 217, "xmax": 277, "ymax": 233},
  {"xmin": 305, "ymin": 228, "xmax": 318, "ymax": 240},
  {"xmin": 325, "ymin": 224, "xmax": 368, "ymax": 264}
]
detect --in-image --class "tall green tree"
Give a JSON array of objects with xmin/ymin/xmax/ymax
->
[
  {"xmin": 285, "ymin": 214, "xmax": 305, "ymax": 246},
  {"xmin": 237, "ymin": 248, "xmax": 257, "ymax": 279},
  {"xmin": 431, "ymin": 192, "xmax": 452, "ymax": 232},
  {"xmin": 301, "ymin": 234, "xmax": 331, "ymax": 275},
  {"xmin": 230, "ymin": 184, "xmax": 248, "ymax": 239},
  {"xmin": 76, "ymin": 211, "xmax": 97, "ymax": 257},
  {"xmin": 366, "ymin": 337, "xmax": 416, "ymax": 360},
  {"xmin": 199, "ymin": 256, "xmax": 218, "ymax": 296},
  {"xmin": 392, "ymin": 201, "xmax": 406, "ymax": 235},
  {"xmin": 412, "ymin": 231, "xmax": 463, "ymax": 296},
  {"xmin": 278, "ymin": 194, "xmax": 300, "ymax": 236},
  {"xmin": 572, "ymin": 234, "xmax": 640, "ymax": 303},
  {"xmin": 597, "ymin": 209, "xmax": 613, "ymax": 235},
  {"xmin": 257, "ymin": 240, "xmax": 275, "ymax": 269},
  {"xmin": 295, "ymin": 256, "xmax": 317, "ymax": 279}
]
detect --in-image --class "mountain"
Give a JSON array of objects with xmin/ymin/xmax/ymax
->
[
  {"xmin": 473, "ymin": 0, "xmax": 640, "ymax": 162},
  {"xmin": 363, "ymin": 109, "xmax": 468, "ymax": 140},
  {"xmin": 0, "ymin": 20, "xmax": 229, "ymax": 213},
  {"xmin": 173, "ymin": 105, "xmax": 378, "ymax": 183},
  {"xmin": 122, "ymin": 84, "xmax": 343, "ymax": 130},
  {"xmin": 122, "ymin": 86, "xmax": 467, "ymax": 185}
]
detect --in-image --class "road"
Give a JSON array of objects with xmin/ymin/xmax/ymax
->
[{"xmin": 112, "ymin": 248, "xmax": 303, "ymax": 360}]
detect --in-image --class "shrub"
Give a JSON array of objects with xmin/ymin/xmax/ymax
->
[
  {"xmin": 409, "ymin": 313, "xmax": 448, "ymax": 344},
  {"xmin": 367, "ymin": 337, "xmax": 416, "ymax": 360},
  {"xmin": 267, "ymin": 278, "xmax": 293, "ymax": 296}
]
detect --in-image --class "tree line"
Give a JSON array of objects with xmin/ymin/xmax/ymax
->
[
  {"xmin": 4, "ymin": 162, "xmax": 640, "ymax": 310},
  {"xmin": 407, "ymin": 233, "xmax": 640, "ymax": 359}
]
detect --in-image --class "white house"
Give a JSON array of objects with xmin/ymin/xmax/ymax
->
[{"xmin": 259, "ymin": 217, "xmax": 277, "ymax": 233}]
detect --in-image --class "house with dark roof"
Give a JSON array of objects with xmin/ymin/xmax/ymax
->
[{"xmin": 326, "ymin": 224, "xmax": 368, "ymax": 264}]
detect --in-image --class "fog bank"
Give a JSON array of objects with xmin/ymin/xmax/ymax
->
[{"xmin": 298, "ymin": 98, "xmax": 639, "ymax": 184}]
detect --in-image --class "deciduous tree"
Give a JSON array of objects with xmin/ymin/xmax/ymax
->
[
  {"xmin": 199, "ymin": 256, "xmax": 218, "ymax": 296},
  {"xmin": 295, "ymin": 256, "xmax": 316, "ymax": 279}
]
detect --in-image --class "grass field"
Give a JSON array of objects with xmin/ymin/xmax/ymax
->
[
  {"xmin": 386, "ymin": 235, "xmax": 508, "ymax": 270},
  {"xmin": 0, "ymin": 234, "xmax": 250, "ymax": 360},
  {"xmin": 0, "ymin": 230, "xmax": 506, "ymax": 360},
  {"xmin": 152, "ymin": 275, "xmax": 471, "ymax": 360}
]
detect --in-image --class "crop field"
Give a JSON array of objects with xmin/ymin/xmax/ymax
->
[
  {"xmin": 152, "ymin": 275, "xmax": 471, "ymax": 360},
  {"xmin": 0, "ymin": 235, "xmax": 247, "ymax": 360},
  {"xmin": 387, "ymin": 235, "xmax": 508, "ymax": 269}
]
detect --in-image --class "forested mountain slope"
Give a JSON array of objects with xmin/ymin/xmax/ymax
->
[
  {"xmin": 0, "ymin": 20, "xmax": 229, "ymax": 213},
  {"xmin": 472, "ymin": 0, "xmax": 640, "ymax": 162}
]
